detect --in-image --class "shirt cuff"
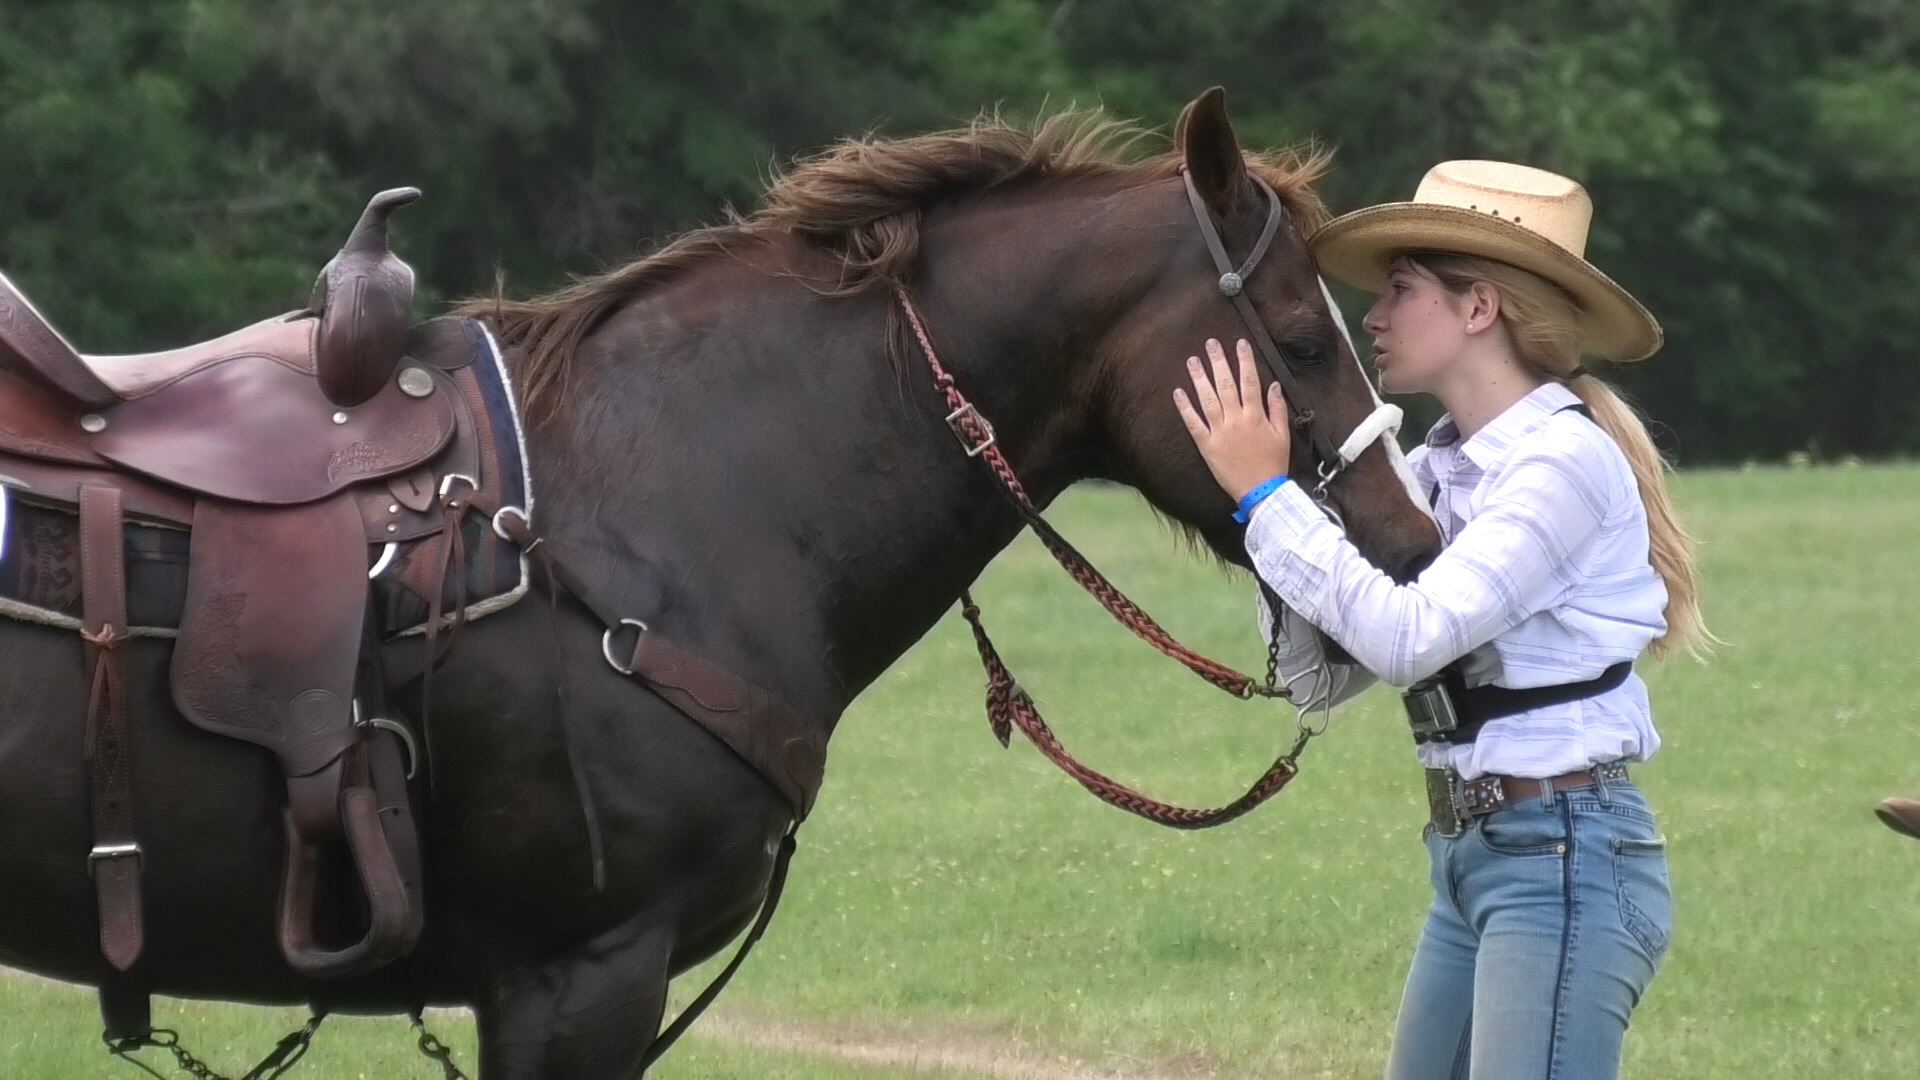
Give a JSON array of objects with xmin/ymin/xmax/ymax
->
[{"xmin": 1242, "ymin": 481, "xmax": 1347, "ymax": 620}]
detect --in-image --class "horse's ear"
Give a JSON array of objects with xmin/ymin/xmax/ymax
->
[{"xmin": 1177, "ymin": 87, "xmax": 1247, "ymax": 218}]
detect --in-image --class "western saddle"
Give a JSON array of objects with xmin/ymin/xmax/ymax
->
[{"xmin": 0, "ymin": 188, "xmax": 486, "ymax": 1036}]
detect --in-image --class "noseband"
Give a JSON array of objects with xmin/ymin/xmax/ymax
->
[{"xmin": 1177, "ymin": 167, "xmax": 1402, "ymax": 500}]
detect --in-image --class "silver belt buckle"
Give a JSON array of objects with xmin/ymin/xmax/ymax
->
[{"xmin": 1425, "ymin": 768, "xmax": 1466, "ymax": 838}]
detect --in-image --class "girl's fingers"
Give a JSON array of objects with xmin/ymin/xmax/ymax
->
[
  {"xmin": 1205, "ymin": 338, "xmax": 1238, "ymax": 409},
  {"xmin": 1172, "ymin": 388, "xmax": 1208, "ymax": 438},
  {"xmin": 1236, "ymin": 339, "xmax": 1261, "ymax": 416},
  {"xmin": 1185, "ymin": 355, "xmax": 1223, "ymax": 421}
]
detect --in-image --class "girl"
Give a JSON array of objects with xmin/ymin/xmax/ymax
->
[{"xmin": 1174, "ymin": 160, "xmax": 1707, "ymax": 1080}]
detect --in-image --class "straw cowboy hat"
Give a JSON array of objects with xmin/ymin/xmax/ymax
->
[{"xmin": 1310, "ymin": 160, "xmax": 1663, "ymax": 363}]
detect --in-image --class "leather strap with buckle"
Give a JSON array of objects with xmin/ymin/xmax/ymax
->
[{"xmin": 1425, "ymin": 761, "xmax": 1630, "ymax": 838}]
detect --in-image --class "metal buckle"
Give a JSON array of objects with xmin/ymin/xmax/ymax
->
[
  {"xmin": 601, "ymin": 618, "xmax": 649, "ymax": 675},
  {"xmin": 1457, "ymin": 775, "xmax": 1507, "ymax": 817},
  {"xmin": 1403, "ymin": 677, "xmax": 1460, "ymax": 742},
  {"xmin": 944, "ymin": 403, "xmax": 997, "ymax": 458},
  {"xmin": 1424, "ymin": 769, "xmax": 1465, "ymax": 838},
  {"xmin": 88, "ymin": 842, "xmax": 142, "ymax": 877}
]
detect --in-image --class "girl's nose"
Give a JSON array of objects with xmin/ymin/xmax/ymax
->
[{"xmin": 1363, "ymin": 295, "xmax": 1389, "ymax": 335}]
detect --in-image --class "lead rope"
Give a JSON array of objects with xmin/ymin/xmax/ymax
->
[{"xmin": 894, "ymin": 288, "xmax": 1332, "ymax": 827}]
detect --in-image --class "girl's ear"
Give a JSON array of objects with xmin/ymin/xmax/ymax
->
[{"xmin": 1466, "ymin": 281, "xmax": 1503, "ymax": 331}]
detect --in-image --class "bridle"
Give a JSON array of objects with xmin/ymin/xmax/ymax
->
[
  {"xmin": 889, "ymin": 167, "xmax": 1403, "ymax": 828},
  {"xmin": 1176, "ymin": 167, "xmax": 1403, "ymax": 503}
]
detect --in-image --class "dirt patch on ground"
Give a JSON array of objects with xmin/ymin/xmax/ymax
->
[
  {"xmin": 699, "ymin": 1010, "xmax": 1242, "ymax": 1080},
  {"xmin": 1, "ymin": 968, "xmax": 1258, "ymax": 1079}
]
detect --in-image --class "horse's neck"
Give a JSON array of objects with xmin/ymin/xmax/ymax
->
[{"xmin": 541, "ymin": 201, "xmax": 1143, "ymax": 726}]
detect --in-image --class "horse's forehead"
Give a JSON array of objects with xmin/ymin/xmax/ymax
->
[{"xmin": 1255, "ymin": 294, "xmax": 1331, "ymax": 326}]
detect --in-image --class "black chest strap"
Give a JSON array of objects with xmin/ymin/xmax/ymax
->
[{"xmin": 1407, "ymin": 661, "xmax": 1633, "ymax": 745}]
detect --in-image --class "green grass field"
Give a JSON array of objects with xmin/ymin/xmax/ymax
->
[{"xmin": 7, "ymin": 463, "xmax": 1920, "ymax": 1078}]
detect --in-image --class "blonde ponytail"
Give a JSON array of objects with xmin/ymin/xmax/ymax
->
[
  {"xmin": 1413, "ymin": 254, "xmax": 1712, "ymax": 659},
  {"xmin": 1566, "ymin": 375, "xmax": 1710, "ymax": 658}
]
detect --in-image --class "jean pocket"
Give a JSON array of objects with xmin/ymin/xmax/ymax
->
[
  {"xmin": 1613, "ymin": 836, "xmax": 1672, "ymax": 961},
  {"xmin": 1474, "ymin": 807, "xmax": 1570, "ymax": 856}
]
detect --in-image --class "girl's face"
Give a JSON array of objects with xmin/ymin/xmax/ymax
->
[{"xmin": 1363, "ymin": 257, "xmax": 1471, "ymax": 395}]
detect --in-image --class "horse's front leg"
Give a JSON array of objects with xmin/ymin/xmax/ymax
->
[{"xmin": 473, "ymin": 915, "xmax": 674, "ymax": 1080}]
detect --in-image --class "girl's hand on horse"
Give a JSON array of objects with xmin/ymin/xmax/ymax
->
[{"xmin": 1173, "ymin": 338, "xmax": 1292, "ymax": 502}]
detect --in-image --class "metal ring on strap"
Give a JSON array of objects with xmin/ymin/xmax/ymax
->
[
  {"xmin": 367, "ymin": 718, "xmax": 420, "ymax": 780},
  {"xmin": 437, "ymin": 473, "xmax": 478, "ymax": 498},
  {"xmin": 491, "ymin": 505, "xmax": 530, "ymax": 542},
  {"xmin": 367, "ymin": 542, "xmax": 398, "ymax": 580},
  {"xmin": 601, "ymin": 618, "xmax": 650, "ymax": 676},
  {"xmin": 352, "ymin": 701, "xmax": 422, "ymax": 780}
]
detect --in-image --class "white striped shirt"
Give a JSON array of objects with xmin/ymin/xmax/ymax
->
[{"xmin": 1246, "ymin": 382, "xmax": 1667, "ymax": 780}]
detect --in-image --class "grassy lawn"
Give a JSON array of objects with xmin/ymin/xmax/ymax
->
[{"xmin": 5, "ymin": 463, "xmax": 1919, "ymax": 1078}]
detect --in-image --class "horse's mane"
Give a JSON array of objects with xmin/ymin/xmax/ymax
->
[{"xmin": 456, "ymin": 109, "xmax": 1332, "ymax": 422}]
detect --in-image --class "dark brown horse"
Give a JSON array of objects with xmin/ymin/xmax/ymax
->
[{"xmin": 0, "ymin": 90, "xmax": 1440, "ymax": 1077}]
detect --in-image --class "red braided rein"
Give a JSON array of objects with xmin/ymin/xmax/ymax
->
[{"xmin": 895, "ymin": 288, "xmax": 1314, "ymax": 829}]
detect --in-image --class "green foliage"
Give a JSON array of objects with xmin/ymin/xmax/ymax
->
[{"xmin": 0, "ymin": 0, "xmax": 1912, "ymax": 459}]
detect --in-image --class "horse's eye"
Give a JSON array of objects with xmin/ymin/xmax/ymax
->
[{"xmin": 1286, "ymin": 339, "xmax": 1328, "ymax": 368}]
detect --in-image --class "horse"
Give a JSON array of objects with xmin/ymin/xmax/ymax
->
[{"xmin": 0, "ymin": 88, "xmax": 1441, "ymax": 1078}]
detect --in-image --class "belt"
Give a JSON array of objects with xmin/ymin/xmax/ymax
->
[{"xmin": 1424, "ymin": 761, "xmax": 1629, "ymax": 839}]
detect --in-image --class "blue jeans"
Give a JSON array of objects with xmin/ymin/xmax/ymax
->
[{"xmin": 1385, "ymin": 775, "xmax": 1672, "ymax": 1080}]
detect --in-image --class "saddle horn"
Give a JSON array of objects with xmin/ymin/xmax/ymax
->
[{"xmin": 310, "ymin": 187, "xmax": 422, "ymax": 408}]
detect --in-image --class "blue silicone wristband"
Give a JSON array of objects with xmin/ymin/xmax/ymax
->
[{"xmin": 1232, "ymin": 474, "xmax": 1290, "ymax": 523}]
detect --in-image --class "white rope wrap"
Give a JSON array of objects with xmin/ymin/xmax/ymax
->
[
  {"xmin": 1337, "ymin": 402, "xmax": 1405, "ymax": 465},
  {"xmin": 1318, "ymin": 278, "xmax": 1431, "ymax": 515}
]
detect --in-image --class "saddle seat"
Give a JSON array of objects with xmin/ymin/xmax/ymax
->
[{"xmin": 83, "ymin": 313, "xmax": 319, "ymax": 398}]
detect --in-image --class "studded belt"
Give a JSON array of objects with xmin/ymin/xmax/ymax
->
[{"xmin": 1424, "ymin": 761, "xmax": 1630, "ymax": 839}]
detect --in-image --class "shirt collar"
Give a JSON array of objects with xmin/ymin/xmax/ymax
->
[{"xmin": 1423, "ymin": 382, "xmax": 1582, "ymax": 469}]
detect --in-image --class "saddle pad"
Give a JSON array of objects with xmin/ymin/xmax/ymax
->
[
  {"xmin": 0, "ymin": 319, "xmax": 533, "ymax": 639},
  {"xmin": 375, "ymin": 318, "xmax": 533, "ymax": 636}
]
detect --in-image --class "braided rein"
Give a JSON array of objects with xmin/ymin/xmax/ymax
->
[{"xmin": 895, "ymin": 288, "xmax": 1334, "ymax": 829}]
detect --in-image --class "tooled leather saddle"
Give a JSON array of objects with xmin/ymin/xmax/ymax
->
[{"xmin": 0, "ymin": 189, "xmax": 525, "ymax": 1036}]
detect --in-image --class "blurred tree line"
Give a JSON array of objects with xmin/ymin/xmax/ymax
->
[{"xmin": 2, "ymin": 0, "xmax": 1914, "ymax": 461}]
